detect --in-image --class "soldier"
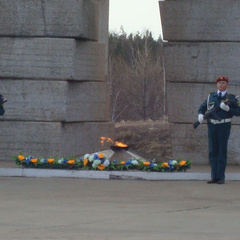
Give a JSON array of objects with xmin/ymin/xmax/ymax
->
[
  {"xmin": 0, "ymin": 94, "xmax": 5, "ymax": 116},
  {"xmin": 198, "ymin": 76, "xmax": 240, "ymax": 184}
]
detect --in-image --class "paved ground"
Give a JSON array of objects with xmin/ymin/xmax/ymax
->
[{"xmin": 1, "ymin": 177, "xmax": 240, "ymax": 240}]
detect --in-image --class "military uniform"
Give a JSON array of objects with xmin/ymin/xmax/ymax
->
[
  {"xmin": 198, "ymin": 92, "xmax": 240, "ymax": 182},
  {"xmin": 0, "ymin": 94, "xmax": 4, "ymax": 116}
]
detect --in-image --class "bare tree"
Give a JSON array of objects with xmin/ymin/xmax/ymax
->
[
  {"xmin": 128, "ymin": 32, "xmax": 164, "ymax": 121},
  {"xmin": 108, "ymin": 30, "xmax": 164, "ymax": 122},
  {"xmin": 108, "ymin": 54, "xmax": 130, "ymax": 122}
]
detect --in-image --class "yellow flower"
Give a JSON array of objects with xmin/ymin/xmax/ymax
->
[
  {"xmin": 120, "ymin": 161, "xmax": 125, "ymax": 165},
  {"xmin": 47, "ymin": 158, "xmax": 54, "ymax": 164},
  {"xmin": 67, "ymin": 160, "xmax": 75, "ymax": 165},
  {"xmin": 97, "ymin": 164, "xmax": 106, "ymax": 171},
  {"xmin": 83, "ymin": 158, "xmax": 88, "ymax": 166},
  {"xmin": 98, "ymin": 153, "xmax": 104, "ymax": 159},
  {"xmin": 144, "ymin": 162, "xmax": 150, "ymax": 166},
  {"xmin": 162, "ymin": 162, "xmax": 169, "ymax": 168},
  {"xmin": 180, "ymin": 160, "xmax": 186, "ymax": 166},
  {"xmin": 31, "ymin": 158, "xmax": 38, "ymax": 163},
  {"xmin": 18, "ymin": 155, "xmax": 25, "ymax": 161}
]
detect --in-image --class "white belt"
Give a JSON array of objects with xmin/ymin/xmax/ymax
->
[{"xmin": 209, "ymin": 118, "xmax": 231, "ymax": 124}]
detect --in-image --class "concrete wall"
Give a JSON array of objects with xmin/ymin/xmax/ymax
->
[
  {"xmin": 159, "ymin": 0, "xmax": 240, "ymax": 164},
  {"xmin": 0, "ymin": 38, "xmax": 105, "ymax": 81},
  {"xmin": 0, "ymin": 0, "xmax": 113, "ymax": 161},
  {"xmin": 0, "ymin": 0, "xmax": 99, "ymax": 40}
]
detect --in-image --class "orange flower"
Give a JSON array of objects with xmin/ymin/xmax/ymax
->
[
  {"xmin": 31, "ymin": 158, "xmax": 38, "ymax": 163},
  {"xmin": 144, "ymin": 162, "xmax": 150, "ymax": 166},
  {"xmin": 162, "ymin": 162, "xmax": 169, "ymax": 168},
  {"xmin": 67, "ymin": 160, "xmax": 75, "ymax": 165},
  {"xmin": 97, "ymin": 164, "xmax": 106, "ymax": 171},
  {"xmin": 180, "ymin": 160, "xmax": 186, "ymax": 166},
  {"xmin": 83, "ymin": 158, "xmax": 88, "ymax": 166},
  {"xmin": 98, "ymin": 153, "xmax": 104, "ymax": 159},
  {"xmin": 47, "ymin": 158, "xmax": 54, "ymax": 164},
  {"xmin": 120, "ymin": 162, "xmax": 125, "ymax": 165},
  {"xmin": 18, "ymin": 155, "xmax": 25, "ymax": 161}
]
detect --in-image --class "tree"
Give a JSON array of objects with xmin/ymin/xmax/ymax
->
[{"xmin": 108, "ymin": 30, "xmax": 164, "ymax": 122}]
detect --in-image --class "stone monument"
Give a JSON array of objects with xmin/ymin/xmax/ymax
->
[
  {"xmin": 159, "ymin": 0, "xmax": 240, "ymax": 164},
  {"xmin": 0, "ymin": 0, "xmax": 114, "ymax": 160}
]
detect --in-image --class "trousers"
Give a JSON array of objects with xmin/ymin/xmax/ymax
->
[{"xmin": 208, "ymin": 122, "xmax": 231, "ymax": 180}]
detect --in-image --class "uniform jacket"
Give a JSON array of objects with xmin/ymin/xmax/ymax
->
[{"xmin": 198, "ymin": 92, "xmax": 240, "ymax": 120}]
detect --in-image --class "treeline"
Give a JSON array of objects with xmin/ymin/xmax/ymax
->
[{"xmin": 107, "ymin": 28, "xmax": 165, "ymax": 122}]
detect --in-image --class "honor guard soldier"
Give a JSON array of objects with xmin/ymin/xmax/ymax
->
[{"xmin": 198, "ymin": 76, "xmax": 240, "ymax": 184}]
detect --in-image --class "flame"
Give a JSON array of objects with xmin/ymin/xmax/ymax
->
[
  {"xmin": 100, "ymin": 137, "xmax": 128, "ymax": 148},
  {"xmin": 100, "ymin": 137, "xmax": 114, "ymax": 146},
  {"xmin": 115, "ymin": 141, "xmax": 128, "ymax": 147}
]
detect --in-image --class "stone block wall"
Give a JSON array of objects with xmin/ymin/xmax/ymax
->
[
  {"xmin": 0, "ymin": 0, "xmax": 114, "ymax": 160},
  {"xmin": 159, "ymin": 0, "xmax": 240, "ymax": 164}
]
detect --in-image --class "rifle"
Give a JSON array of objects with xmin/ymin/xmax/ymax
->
[{"xmin": 193, "ymin": 95, "xmax": 239, "ymax": 129}]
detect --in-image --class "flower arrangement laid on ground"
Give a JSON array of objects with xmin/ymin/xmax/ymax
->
[{"xmin": 13, "ymin": 153, "xmax": 192, "ymax": 172}]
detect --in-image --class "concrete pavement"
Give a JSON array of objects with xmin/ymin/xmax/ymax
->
[{"xmin": 1, "ymin": 177, "xmax": 240, "ymax": 240}]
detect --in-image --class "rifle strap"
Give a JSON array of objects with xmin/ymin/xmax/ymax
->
[{"xmin": 226, "ymin": 93, "xmax": 229, "ymax": 101}]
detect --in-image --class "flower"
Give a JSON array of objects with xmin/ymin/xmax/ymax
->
[
  {"xmin": 103, "ymin": 159, "xmax": 110, "ymax": 167},
  {"xmin": 180, "ymin": 160, "xmax": 186, "ymax": 166},
  {"xmin": 171, "ymin": 160, "xmax": 178, "ymax": 165},
  {"xmin": 83, "ymin": 158, "xmax": 88, "ymax": 166},
  {"xmin": 18, "ymin": 155, "xmax": 25, "ymax": 161},
  {"xmin": 13, "ymin": 153, "xmax": 192, "ymax": 172},
  {"xmin": 47, "ymin": 158, "xmax": 54, "ymax": 164},
  {"xmin": 162, "ymin": 162, "xmax": 169, "ymax": 168},
  {"xmin": 98, "ymin": 164, "xmax": 106, "ymax": 171},
  {"xmin": 132, "ymin": 160, "xmax": 139, "ymax": 165},
  {"xmin": 58, "ymin": 158, "xmax": 65, "ymax": 164},
  {"xmin": 89, "ymin": 155, "xmax": 95, "ymax": 162},
  {"xmin": 92, "ymin": 160, "xmax": 101, "ymax": 168},
  {"xmin": 67, "ymin": 160, "xmax": 75, "ymax": 165},
  {"xmin": 149, "ymin": 163, "xmax": 156, "ymax": 168},
  {"xmin": 98, "ymin": 153, "xmax": 104, "ymax": 159},
  {"xmin": 125, "ymin": 161, "xmax": 132, "ymax": 166},
  {"xmin": 25, "ymin": 157, "xmax": 32, "ymax": 165},
  {"xmin": 31, "ymin": 158, "xmax": 38, "ymax": 163}
]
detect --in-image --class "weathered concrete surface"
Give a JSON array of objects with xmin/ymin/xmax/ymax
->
[
  {"xmin": 0, "ymin": 0, "xmax": 99, "ymax": 40},
  {"xmin": 1, "ymin": 178, "xmax": 240, "ymax": 240},
  {"xmin": 160, "ymin": 0, "xmax": 240, "ymax": 41},
  {"xmin": 170, "ymin": 124, "xmax": 240, "ymax": 164},
  {"xmin": 0, "ymin": 121, "xmax": 114, "ymax": 161},
  {"xmin": 0, "ymin": 38, "xmax": 105, "ymax": 81},
  {"xmin": 167, "ymin": 82, "xmax": 240, "ymax": 124},
  {"xmin": 164, "ymin": 42, "xmax": 240, "ymax": 83},
  {"xmin": 0, "ymin": 80, "xmax": 110, "ymax": 122},
  {"xmin": 93, "ymin": 0, "xmax": 110, "ymax": 75},
  {"xmin": 160, "ymin": 0, "xmax": 240, "ymax": 164}
]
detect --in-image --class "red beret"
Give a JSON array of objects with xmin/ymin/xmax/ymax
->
[{"xmin": 216, "ymin": 76, "xmax": 229, "ymax": 83}]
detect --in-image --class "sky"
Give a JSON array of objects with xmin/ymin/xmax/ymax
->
[{"xmin": 109, "ymin": 0, "xmax": 162, "ymax": 39}]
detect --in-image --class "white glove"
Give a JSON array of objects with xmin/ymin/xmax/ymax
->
[
  {"xmin": 198, "ymin": 114, "xmax": 204, "ymax": 123},
  {"xmin": 220, "ymin": 102, "xmax": 230, "ymax": 112}
]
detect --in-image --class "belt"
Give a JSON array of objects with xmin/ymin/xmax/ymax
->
[{"xmin": 209, "ymin": 118, "xmax": 231, "ymax": 124}]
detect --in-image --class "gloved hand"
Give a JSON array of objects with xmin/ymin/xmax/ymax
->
[
  {"xmin": 198, "ymin": 114, "xmax": 204, "ymax": 123},
  {"xmin": 220, "ymin": 102, "xmax": 230, "ymax": 112}
]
